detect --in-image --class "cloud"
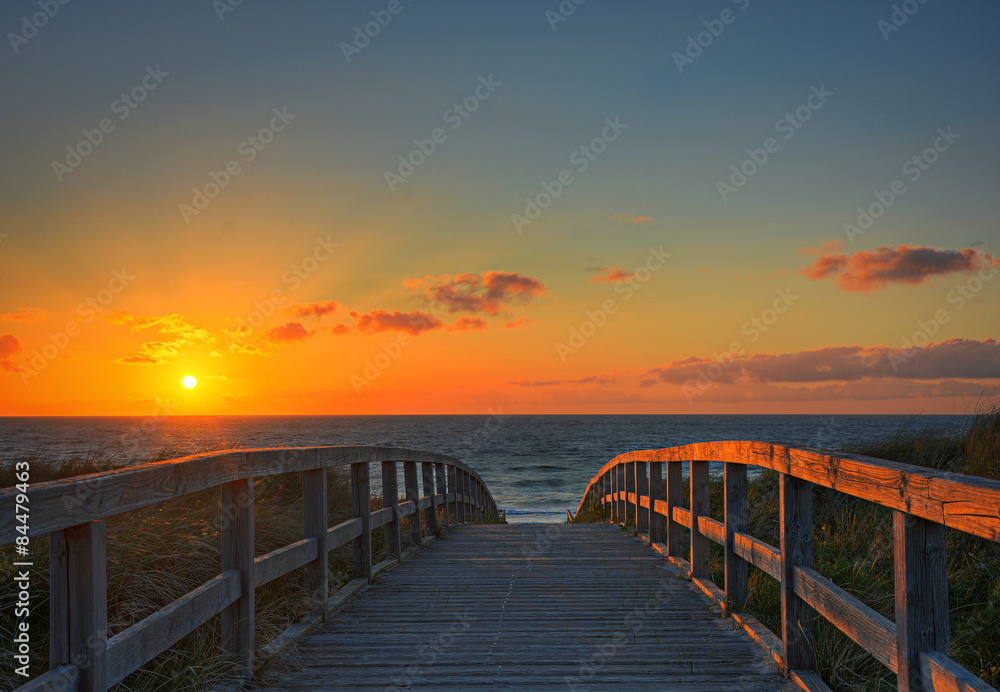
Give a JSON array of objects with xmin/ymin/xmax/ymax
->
[
  {"xmin": 449, "ymin": 316, "xmax": 487, "ymax": 332},
  {"xmin": 800, "ymin": 245, "xmax": 1000, "ymax": 293},
  {"xmin": 349, "ymin": 310, "xmax": 443, "ymax": 335},
  {"xmin": 503, "ymin": 316, "xmax": 531, "ymax": 329},
  {"xmin": 262, "ymin": 321, "xmax": 315, "ymax": 344},
  {"xmin": 798, "ymin": 239, "xmax": 844, "ymax": 256},
  {"xmin": 110, "ymin": 311, "xmax": 214, "ymax": 364},
  {"xmin": 0, "ymin": 334, "xmax": 23, "ymax": 371},
  {"xmin": 406, "ymin": 271, "xmax": 545, "ymax": 316},
  {"xmin": 590, "ymin": 267, "xmax": 635, "ymax": 283},
  {"xmin": 0, "ymin": 307, "xmax": 48, "ymax": 322},
  {"xmin": 114, "ymin": 340, "xmax": 182, "ymax": 365},
  {"xmin": 327, "ymin": 324, "xmax": 350, "ymax": 336},
  {"xmin": 510, "ymin": 373, "xmax": 621, "ymax": 387},
  {"xmin": 610, "ymin": 213, "xmax": 655, "ymax": 224},
  {"xmin": 641, "ymin": 338, "xmax": 1000, "ymax": 386},
  {"xmin": 283, "ymin": 301, "xmax": 339, "ymax": 318},
  {"xmin": 670, "ymin": 379, "xmax": 1000, "ymax": 403}
]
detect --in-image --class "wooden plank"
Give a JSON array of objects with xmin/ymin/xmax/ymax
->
[
  {"xmin": 447, "ymin": 465, "xmax": 459, "ymax": 524},
  {"xmin": 66, "ymin": 521, "xmax": 107, "ymax": 692},
  {"xmin": 254, "ymin": 538, "xmax": 319, "ymax": 588},
  {"xmin": 350, "ymin": 463, "xmax": 372, "ymax": 582},
  {"xmin": 302, "ymin": 468, "xmax": 328, "ymax": 615},
  {"xmin": 920, "ymin": 651, "xmax": 998, "ymax": 692},
  {"xmin": 326, "ymin": 518, "xmax": 362, "ymax": 551},
  {"xmin": 397, "ymin": 500, "xmax": 417, "ymax": 518},
  {"xmin": 733, "ymin": 531, "xmax": 781, "ymax": 581},
  {"xmin": 611, "ymin": 465, "xmax": 619, "ymax": 524},
  {"xmin": 14, "ymin": 665, "xmax": 79, "ymax": 692},
  {"xmin": 221, "ymin": 478, "xmax": 254, "ymax": 677},
  {"xmin": 625, "ymin": 461, "xmax": 636, "ymax": 526},
  {"xmin": 370, "ymin": 506, "xmax": 395, "ymax": 529},
  {"xmin": 649, "ymin": 461, "xmax": 662, "ymax": 545},
  {"xmin": 49, "ymin": 529, "xmax": 69, "ymax": 668},
  {"xmin": 616, "ymin": 463, "xmax": 626, "ymax": 524},
  {"xmin": 690, "ymin": 460, "xmax": 710, "ymax": 579},
  {"xmin": 422, "ymin": 462, "xmax": 437, "ymax": 534},
  {"xmin": 673, "ymin": 505, "xmax": 692, "ymax": 529},
  {"xmin": 793, "ymin": 565, "xmax": 898, "ymax": 672},
  {"xmin": 635, "ymin": 461, "xmax": 648, "ymax": 534},
  {"xmin": 453, "ymin": 468, "xmax": 465, "ymax": 524},
  {"xmin": 381, "ymin": 461, "xmax": 402, "ymax": 561},
  {"xmin": 781, "ymin": 474, "xmax": 815, "ymax": 670},
  {"xmin": 725, "ymin": 462, "xmax": 749, "ymax": 612},
  {"xmin": 434, "ymin": 462, "xmax": 448, "ymax": 525},
  {"xmin": 697, "ymin": 515, "xmax": 726, "ymax": 546},
  {"xmin": 791, "ymin": 668, "xmax": 835, "ymax": 692},
  {"xmin": 404, "ymin": 462, "xmax": 422, "ymax": 538},
  {"xmin": 666, "ymin": 461, "xmax": 683, "ymax": 557},
  {"xmin": 105, "ymin": 570, "xmax": 240, "ymax": 686},
  {"xmin": 896, "ymin": 511, "xmax": 950, "ymax": 691}
]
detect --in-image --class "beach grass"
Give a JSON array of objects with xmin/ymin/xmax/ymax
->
[
  {"xmin": 0, "ymin": 447, "xmax": 458, "ymax": 691},
  {"xmin": 573, "ymin": 404, "xmax": 1000, "ymax": 691}
]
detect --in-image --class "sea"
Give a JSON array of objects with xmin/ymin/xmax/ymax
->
[{"xmin": 0, "ymin": 414, "xmax": 972, "ymax": 522}]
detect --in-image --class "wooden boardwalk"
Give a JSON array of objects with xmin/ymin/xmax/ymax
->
[{"xmin": 257, "ymin": 524, "xmax": 794, "ymax": 691}]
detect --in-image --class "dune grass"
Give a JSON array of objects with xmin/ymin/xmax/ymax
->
[
  {"xmin": 574, "ymin": 405, "xmax": 1000, "ymax": 691},
  {"xmin": 0, "ymin": 446, "xmax": 454, "ymax": 691}
]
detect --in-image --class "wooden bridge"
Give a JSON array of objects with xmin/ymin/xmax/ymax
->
[{"xmin": 2, "ymin": 442, "xmax": 999, "ymax": 691}]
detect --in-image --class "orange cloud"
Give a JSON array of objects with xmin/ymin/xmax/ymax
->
[
  {"xmin": 610, "ymin": 213, "xmax": 655, "ymax": 224},
  {"xmin": 449, "ymin": 316, "xmax": 487, "ymax": 332},
  {"xmin": 349, "ymin": 310, "xmax": 443, "ymax": 335},
  {"xmin": 263, "ymin": 321, "xmax": 315, "ymax": 344},
  {"xmin": 0, "ymin": 334, "xmax": 23, "ymax": 371},
  {"xmin": 800, "ymin": 245, "xmax": 999, "ymax": 293},
  {"xmin": 503, "ymin": 316, "xmax": 531, "ymax": 329},
  {"xmin": 110, "ymin": 311, "xmax": 213, "ymax": 364},
  {"xmin": 283, "ymin": 301, "xmax": 339, "ymax": 318},
  {"xmin": 511, "ymin": 373, "xmax": 621, "ymax": 386},
  {"xmin": 590, "ymin": 267, "xmax": 634, "ymax": 283},
  {"xmin": 0, "ymin": 307, "xmax": 48, "ymax": 322},
  {"xmin": 407, "ymin": 271, "xmax": 545, "ymax": 315},
  {"xmin": 798, "ymin": 239, "xmax": 844, "ymax": 256}
]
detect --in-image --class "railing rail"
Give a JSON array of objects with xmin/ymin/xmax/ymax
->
[
  {"xmin": 574, "ymin": 440, "xmax": 1000, "ymax": 692},
  {"xmin": 1, "ymin": 445, "xmax": 499, "ymax": 692}
]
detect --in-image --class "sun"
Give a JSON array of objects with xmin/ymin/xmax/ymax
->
[{"xmin": 182, "ymin": 375, "xmax": 197, "ymax": 389}]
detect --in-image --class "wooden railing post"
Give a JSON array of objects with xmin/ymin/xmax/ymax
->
[
  {"xmin": 617, "ymin": 463, "xmax": 627, "ymax": 524},
  {"xmin": 350, "ymin": 462, "xmax": 372, "ymax": 582},
  {"xmin": 64, "ymin": 521, "xmax": 107, "ymax": 691},
  {"xmin": 382, "ymin": 461, "xmax": 402, "ymax": 561},
  {"xmin": 625, "ymin": 461, "xmax": 636, "ymax": 526},
  {"xmin": 435, "ymin": 462, "xmax": 448, "ymax": 525},
  {"xmin": 724, "ymin": 462, "xmax": 749, "ymax": 613},
  {"xmin": 452, "ymin": 467, "xmax": 465, "ymax": 523},
  {"xmin": 422, "ymin": 462, "xmax": 437, "ymax": 535},
  {"xmin": 447, "ymin": 465, "xmax": 458, "ymax": 524},
  {"xmin": 780, "ymin": 474, "xmax": 815, "ymax": 671},
  {"xmin": 648, "ymin": 462, "xmax": 662, "ymax": 546},
  {"xmin": 894, "ymin": 511, "xmax": 949, "ymax": 692},
  {"xmin": 221, "ymin": 478, "xmax": 255, "ymax": 677},
  {"xmin": 49, "ymin": 529, "xmax": 69, "ymax": 670},
  {"xmin": 610, "ymin": 467, "xmax": 619, "ymax": 524},
  {"xmin": 690, "ymin": 460, "xmax": 710, "ymax": 579},
  {"xmin": 302, "ymin": 468, "xmax": 329, "ymax": 617},
  {"xmin": 635, "ymin": 461, "xmax": 648, "ymax": 535},
  {"xmin": 464, "ymin": 472, "xmax": 472, "ymax": 522},
  {"xmin": 404, "ymin": 461, "xmax": 423, "ymax": 542},
  {"xmin": 666, "ymin": 461, "xmax": 683, "ymax": 557}
]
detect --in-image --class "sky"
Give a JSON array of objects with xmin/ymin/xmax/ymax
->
[{"xmin": 1, "ymin": 0, "xmax": 999, "ymax": 415}]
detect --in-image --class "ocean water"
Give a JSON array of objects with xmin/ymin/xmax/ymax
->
[{"xmin": 0, "ymin": 414, "xmax": 972, "ymax": 522}]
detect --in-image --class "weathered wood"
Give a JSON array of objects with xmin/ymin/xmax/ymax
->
[
  {"xmin": 666, "ymin": 461, "xmax": 683, "ymax": 557},
  {"xmin": 254, "ymin": 538, "xmax": 319, "ymax": 588},
  {"xmin": 302, "ymin": 468, "xmax": 328, "ymax": 615},
  {"xmin": 649, "ymin": 461, "xmax": 662, "ymax": 545},
  {"xmin": 105, "ymin": 570, "xmax": 241, "ymax": 686},
  {"xmin": 635, "ymin": 461, "xmax": 648, "ymax": 534},
  {"xmin": 690, "ymin": 460, "xmax": 710, "ymax": 579},
  {"xmin": 895, "ymin": 511, "xmax": 949, "ymax": 692},
  {"xmin": 403, "ymin": 461, "xmax": 422, "ymax": 542},
  {"xmin": 780, "ymin": 474, "xmax": 815, "ymax": 670},
  {"xmin": 793, "ymin": 565, "xmax": 898, "ymax": 672},
  {"xmin": 611, "ymin": 466, "xmax": 619, "ymax": 524},
  {"xmin": 446, "ymin": 465, "xmax": 458, "ymax": 524},
  {"xmin": 381, "ymin": 461, "xmax": 402, "ymax": 560},
  {"xmin": 326, "ymin": 517, "xmax": 363, "ymax": 551},
  {"xmin": 673, "ymin": 505, "xmax": 692, "ymax": 528},
  {"xmin": 220, "ymin": 478, "xmax": 254, "ymax": 677},
  {"xmin": 453, "ymin": 468, "xmax": 465, "ymax": 524},
  {"xmin": 434, "ymin": 462, "xmax": 448, "ymax": 525},
  {"xmin": 697, "ymin": 515, "xmax": 726, "ymax": 546},
  {"xmin": 733, "ymin": 531, "xmax": 781, "ymax": 581},
  {"xmin": 49, "ymin": 528, "xmax": 69, "ymax": 668},
  {"xmin": 920, "ymin": 651, "xmax": 997, "ymax": 692},
  {"xmin": 350, "ymin": 463, "xmax": 372, "ymax": 582},
  {"xmin": 791, "ymin": 668, "xmax": 835, "ymax": 692},
  {"xmin": 625, "ymin": 461, "xmax": 636, "ymax": 526},
  {"xmin": 66, "ymin": 521, "xmax": 107, "ymax": 692},
  {"xmin": 370, "ymin": 506, "xmax": 394, "ymax": 528},
  {"xmin": 725, "ymin": 462, "xmax": 749, "ymax": 613},
  {"xmin": 15, "ymin": 665, "xmax": 79, "ymax": 692},
  {"xmin": 422, "ymin": 462, "xmax": 437, "ymax": 534}
]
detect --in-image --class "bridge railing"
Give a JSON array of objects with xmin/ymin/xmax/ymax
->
[
  {"xmin": 574, "ymin": 441, "xmax": 1000, "ymax": 692},
  {"xmin": 0, "ymin": 445, "xmax": 499, "ymax": 692}
]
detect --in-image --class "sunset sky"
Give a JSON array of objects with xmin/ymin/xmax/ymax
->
[{"xmin": 2, "ymin": 1, "xmax": 999, "ymax": 415}]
